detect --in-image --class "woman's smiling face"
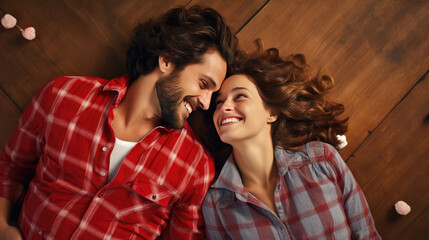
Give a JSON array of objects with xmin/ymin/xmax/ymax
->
[{"xmin": 213, "ymin": 74, "xmax": 276, "ymax": 145}]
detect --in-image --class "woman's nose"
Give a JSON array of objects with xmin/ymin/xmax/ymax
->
[{"xmin": 220, "ymin": 99, "xmax": 233, "ymax": 112}]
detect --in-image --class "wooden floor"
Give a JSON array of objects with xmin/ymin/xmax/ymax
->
[{"xmin": 1, "ymin": 0, "xmax": 428, "ymax": 238}]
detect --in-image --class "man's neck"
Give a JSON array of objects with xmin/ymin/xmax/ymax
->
[{"xmin": 112, "ymin": 72, "xmax": 163, "ymax": 142}]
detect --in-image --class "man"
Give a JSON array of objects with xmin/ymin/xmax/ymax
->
[{"xmin": 0, "ymin": 5, "xmax": 237, "ymax": 239}]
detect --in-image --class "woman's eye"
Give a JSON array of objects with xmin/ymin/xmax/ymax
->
[
  {"xmin": 235, "ymin": 93, "xmax": 247, "ymax": 100},
  {"xmin": 215, "ymin": 100, "xmax": 223, "ymax": 107}
]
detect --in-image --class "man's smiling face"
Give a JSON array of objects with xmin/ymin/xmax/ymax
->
[{"xmin": 156, "ymin": 49, "xmax": 227, "ymax": 129}]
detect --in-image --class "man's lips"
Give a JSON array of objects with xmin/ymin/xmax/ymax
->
[{"xmin": 184, "ymin": 100, "xmax": 193, "ymax": 114}]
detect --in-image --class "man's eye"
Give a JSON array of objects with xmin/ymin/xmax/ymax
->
[{"xmin": 200, "ymin": 80, "xmax": 208, "ymax": 89}]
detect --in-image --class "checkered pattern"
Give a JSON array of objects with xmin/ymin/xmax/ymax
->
[
  {"xmin": 203, "ymin": 142, "xmax": 380, "ymax": 240},
  {"xmin": 0, "ymin": 75, "xmax": 215, "ymax": 239}
]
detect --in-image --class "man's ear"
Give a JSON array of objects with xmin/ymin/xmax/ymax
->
[{"xmin": 158, "ymin": 55, "xmax": 174, "ymax": 74}]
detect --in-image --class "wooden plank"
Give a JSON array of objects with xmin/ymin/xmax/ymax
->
[
  {"xmin": 0, "ymin": 17, "xmax": 63, "ymax": 112},
  {"xmin": 0, "ymin": 89, "xmax": 21, "ymax": 149},
  {"xmin": 190, "ymin": 0, "xmax": 268, "ymax": 33},
  {"xmin": 236, "ymin": 0, "xmax": 429, "ymax": 159},
  {"xmin": 347, "ymin": 75, "xmax": 429, "ymax": 239}
]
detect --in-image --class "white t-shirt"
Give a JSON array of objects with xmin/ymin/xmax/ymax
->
[{"xmin": 109, "ymin": 138, "xmax": 138, "ymax": 182}]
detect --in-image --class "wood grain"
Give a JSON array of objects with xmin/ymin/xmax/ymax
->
[
  {"xmin": 347, "ymin": 74, "xmax": 429, "ymax": 239},
  {"xmin": 190, "ymin": 0, "xmax": 268, "ymax": 33}
]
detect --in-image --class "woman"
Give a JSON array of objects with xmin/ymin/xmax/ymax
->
[{"xmin": 202, "ymin": 45, "xmax": 381, "ymax": 239}]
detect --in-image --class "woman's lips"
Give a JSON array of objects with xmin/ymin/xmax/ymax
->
[{"xmin": 220, "ymin": 117, "xmax": 241, "ymax": 126}]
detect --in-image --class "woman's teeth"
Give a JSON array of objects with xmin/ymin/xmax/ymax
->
[{"xmin": 221, "ymin": 118, "xmax": 240, "ymax": 125}]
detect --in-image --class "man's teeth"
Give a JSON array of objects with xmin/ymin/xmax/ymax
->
[
  {"xmin": 184, "ymin": 101, "xmax": 192, "ymax": 114},
  {"xmin": 221, "ymin": 118, "xmax": 240, "ymax": 125}
]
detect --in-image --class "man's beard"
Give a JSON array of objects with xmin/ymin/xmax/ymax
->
[{"xmin": 155, "ymin": 71, "xmax": 186, "ymax": 129}]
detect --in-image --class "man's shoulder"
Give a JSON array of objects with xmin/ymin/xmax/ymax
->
[
  {"xmin": 50, "ymin": 76, "xmax": 109, "ymax": 88},
  {"xmin": 160, "ymin": 123, "xmax": 213, "ymax": 161},
  {"xmin": 44, "ymin": 76, "xmax": 115, "ymax": 101},
  {"xmin": 176, "ymin": 123, "xmax": 214, "ymax": 167},
  {"xmin": 152, "ymin": 123, "xmax": 215, "ymax": 188},
  {"xmin": 182, "ymin": 123, "xmax": 208, "ymax": 148}
]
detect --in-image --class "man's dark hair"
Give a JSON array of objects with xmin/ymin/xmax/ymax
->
[{"xmin": 127, "ymin": 5, "xmax": 238, "ymax": 83}]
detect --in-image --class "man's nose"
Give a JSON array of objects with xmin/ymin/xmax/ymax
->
[{"xmin": 198, "ymin": 91, "xmax": 212, "ymax": 110}]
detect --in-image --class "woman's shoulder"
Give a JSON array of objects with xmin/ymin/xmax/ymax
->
[
  {"xmin": 203, "ymin": 184, "xmax": 235, "ymax": 208},
  {"xmin": 304, "ymin": 141, "xmax": 338, "ymax": 159},
  {"xmin": 277, "ymin": 141, "xmax": 338, "ymax": 166}
]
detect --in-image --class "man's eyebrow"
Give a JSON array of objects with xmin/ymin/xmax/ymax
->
[{"xmin": 200, "ymin": 74, "xmax": 217, "ymax": 89}]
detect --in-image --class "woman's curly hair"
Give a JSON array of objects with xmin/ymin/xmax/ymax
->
[
  {"xmin": 233, "ymin": 43, "xmax": 348, "ymax": 150},
  {"xmin": 202, "ymin": 41, "xmax": 348, "ymax": 170}
]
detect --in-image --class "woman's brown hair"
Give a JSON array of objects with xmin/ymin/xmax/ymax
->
[{"xmin": 235, "ymin": 43, "xmax": 348, "ymax": 150}]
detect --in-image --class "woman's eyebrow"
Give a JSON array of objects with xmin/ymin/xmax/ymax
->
[
  {"xmin": 217, "ymin": 87, "xmax": 249, "ymax": 97},
  {"xmin": 231, "ymin": 87, "xmax": 249, "ymax": 92}
]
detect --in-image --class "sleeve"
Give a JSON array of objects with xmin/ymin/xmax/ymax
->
[
  {"xmin": 202, "ymin": 190, "xmax": 227, "ymax": 240},
  {"xmin": 0, "ymin": 79, "xmax": 54, "ymax": 204},
  {"xmin": 323, "ymin": 143, "xmax": 381, "ymax": 240},
  {"xmin": 161, "ymin": 151, "xmax": 215, "ymax": 240}
]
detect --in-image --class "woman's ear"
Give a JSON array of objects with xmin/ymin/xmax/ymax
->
[
  {"xmin": 267, "ymin": 111, "xmax": 278, "ymax": 123},
  {"xmin": 158, "ymin": 55, "xmax": 174, "ymax": 74}
]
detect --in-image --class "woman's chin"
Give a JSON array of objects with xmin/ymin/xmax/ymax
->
[{"xmin": 219, "ymin": 135, "xmax": 236, "ymax": 146}]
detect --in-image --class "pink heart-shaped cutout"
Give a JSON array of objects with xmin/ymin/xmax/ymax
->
[{"xmin": 22, "ymin": 27, "xmax": 36, "ymax": 40}]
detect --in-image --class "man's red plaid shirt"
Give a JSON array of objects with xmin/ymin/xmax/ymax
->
[{"xmin": 0, "ymin": 75, "xmax": 215, "ymax": 239}]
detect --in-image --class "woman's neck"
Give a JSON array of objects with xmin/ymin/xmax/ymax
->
[
  {"xmin": 231, "ymin": 136, "xmax": 279, "ymax": 215},
  {"xmin": 232, "ymin": 137, "xmax": 277, "ymax": 188}
]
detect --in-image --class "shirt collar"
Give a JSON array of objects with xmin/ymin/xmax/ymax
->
[
  {"xmin": 102, "ymin": 74, "xmax": 176, "ymax": 133},
  {"xmin": 212, "ymin": 154, "xmax": 249, "ymax": 201},
  {"xmin": 213, "ymin": 146, "xmax": 301, "ymax": 191},
  {"xmin": 103, "ymin": 74, "xmax": 130, "ymax": 104},
  {"xmin": 274, "ymin": 146, "xmax": 290, "ymax": 177}
]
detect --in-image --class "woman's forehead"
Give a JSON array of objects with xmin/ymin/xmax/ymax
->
[{"xmin": 218, "ymin": 74, "xmax": 254, "ymax": 93}]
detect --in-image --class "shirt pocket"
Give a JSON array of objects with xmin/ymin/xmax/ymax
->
[{"xmin": 131, "ymin": 177, "xmax": 175, "ymax": 208}]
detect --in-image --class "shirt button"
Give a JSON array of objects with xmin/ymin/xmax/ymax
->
[
  {"xmin": 277, "ymin": 185, "xmax": 282, "ymax": 190},
  {"xmin": 38, "ymin": 229, "xmax": 42, "ymax": 235},
  {"xmin": 102, "ymin": 146, "xmax": 107, "ymax": 151},
  {"xmin": 152, "ymin": 195, "xmax": 157, "ymax": 200},
  {"xmin": 98, "ymin": 192, "xmax": 104, "ymax": 198},
  {"xmin": 100, "ymin": 171, "xmax": 106, "ymax": 177},
  {"xmin": 117, "ymin": 98, "xmax": 121, "ymax": 103}
]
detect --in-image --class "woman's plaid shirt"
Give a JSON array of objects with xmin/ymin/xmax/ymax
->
[{"xmin": 203, "ymin": 142, "xmax": 380, "ymax": 240}]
